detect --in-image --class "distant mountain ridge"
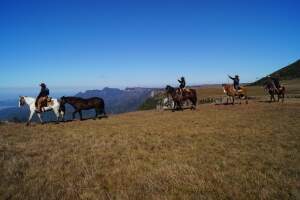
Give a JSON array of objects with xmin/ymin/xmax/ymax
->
[
  {"xmin": 251, "ymin": 59, "xmax": 300, "ymax": 85},
  {"xmin": 75, "ymin": 87, "xmax": 157, "ymax": 114}
]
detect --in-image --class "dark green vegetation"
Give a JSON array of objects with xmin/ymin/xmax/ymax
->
[
  {"xmin": 138, "ymin": 92, "xmax": 165, "ymax": 110},
  {"xmin": 251, "ymin": 59, "xmax": 300, "ymax": 86}
]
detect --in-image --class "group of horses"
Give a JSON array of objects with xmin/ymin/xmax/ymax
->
[
  {"xmin": 18, "ymin": 83, "xmax": 285, "ymax": 125},
  {"xmin": 165, "ymin": 83, "xmax": 286, "ymax": 110},
  {"xmin": 164, "ymin": 84, "xmax": 248, "ymax": 111},
  {"xmin": 19, "ymin": 96, "xmax": 106, "ymax": 125}
]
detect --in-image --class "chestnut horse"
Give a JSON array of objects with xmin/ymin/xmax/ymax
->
[
  {"xmin": 59, "ymin": 96, "xmax": 106, "ymax": 120},
  {"xmin": 165, "ymin": 85, "xmax": 197, "ymax": 111},
  {"xmin": 222, "ymin": 84, "xmax": 248, "ymax": 104}
]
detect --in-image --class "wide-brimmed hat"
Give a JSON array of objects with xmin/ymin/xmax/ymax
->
[{"xmin": 40, "ymin": 83, "xmax": 46, "ymax": 87}]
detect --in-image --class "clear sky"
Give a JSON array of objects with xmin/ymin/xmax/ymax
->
[{"xmin": 0, "ymin": 0, "xmax": 299, "ymax": 91}]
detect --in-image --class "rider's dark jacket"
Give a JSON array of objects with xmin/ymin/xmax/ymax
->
[
  {"xmin": 265, "ymin": 78, "xmax": 280, "ymax": 90},
  {"xmin": 37, "ymin": 87, "xmax": 49, "ymax": 98},
  {"xmin": 178, "ymin": 78, "xmax": 186, "ymax": 89},
  {"xmin": 229, "ymin": 76, "xmax": 240, "ymax": 90},
  {"xmin": 271, "ymin": 77, "xmax": 280, "ymax": 89}
]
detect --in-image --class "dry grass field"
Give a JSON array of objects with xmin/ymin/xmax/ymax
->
[{"xmin": 1, "ymin": 82, "xmax": 300, "ymax": 200}]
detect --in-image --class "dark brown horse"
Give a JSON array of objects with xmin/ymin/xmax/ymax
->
[
  {"xmin": 59, "ymin": 96, "xmax": 106, "ymax": 120},
  {"xmin": 165, "ymin": 85, "xmax": 197, "ymax": 111},
  {"xmin": 264, "ymin": 85, "xmax": 286, "ymax": 102}
]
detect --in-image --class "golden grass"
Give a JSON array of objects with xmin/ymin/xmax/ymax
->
[{"xmin": 1, "ymin": 100, "xmax": 300, "ymax": 199}]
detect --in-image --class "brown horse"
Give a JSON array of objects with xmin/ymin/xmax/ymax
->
[
  {"xmin": 59, "ymin": 96, "xmax": 106, "ymax": 120},
  {"xmin": 264, "ymin": 85, "xmax": 286, "ymax": 102},
  {"xmin": 165, "ymin": 85, "xmax": 197, "ymax": 111},
  {"xmin": 222, "ymin": 84, "xmax": 248, "ymax": 104}
]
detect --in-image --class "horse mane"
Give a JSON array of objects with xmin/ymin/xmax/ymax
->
[{"xmin": 63, "ymin": 96, "xmax": 84, "ymax": 100}]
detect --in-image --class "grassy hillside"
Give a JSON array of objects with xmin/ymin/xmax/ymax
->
[
  {"xmin": 251, "ymin": 59, "xmax": 300, "ymax": 85},
  {"xmin": 1, "ymin": 101, "xmax": 300, "ymax": 199}
]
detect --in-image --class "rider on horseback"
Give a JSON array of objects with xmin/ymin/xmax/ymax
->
[
  {"xmin": 178, "ymin": 76, "xmax": 186, "ymax": 95},
  {"xmin": 35, "ymin": 83, "xmax": 50, "ymax": 112},
  {"xmin": 265, "ymin": 75, "xmax": 280, "ymax": 93},
  {"xmin": 228, "ymin": 75, "xmax": 240, "ymax": 92}
]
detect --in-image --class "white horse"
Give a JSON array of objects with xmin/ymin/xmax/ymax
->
[{"xmin": 18, "ymin": 96, "xmax": 64, "ymax": 125}]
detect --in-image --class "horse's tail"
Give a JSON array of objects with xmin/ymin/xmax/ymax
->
[
  {"xmin": 102, "ymin": 100, "xmax": 106, "ymax": 115},
  {"xmin": 97, "ymin": 98, "xmax": 106, "ymax": 114},
  {"xmin": 281, "ymin": 86, "xmax": 286, "ymax": 93},
  {"xmin": 191, "ymin": 89, "xmax": 197, "ymax": 107}
]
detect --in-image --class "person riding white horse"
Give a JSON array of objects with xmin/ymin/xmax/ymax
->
[
  {"xmin": 35, "ymin": 83, "xmax": 50, "ymax": 112},
  {"xmin": 19, "ymin": 96, "xmax": 63, "ymax": 125}
]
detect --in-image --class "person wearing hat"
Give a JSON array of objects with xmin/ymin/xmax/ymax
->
[
  {"xmin": 178, "ymin": 76, "xmax": 186, "ymax": 90},
  {"xmin": 35, "ymin": 83, "xmax": 50, "ymax": 112},
  {"xmin": 228, "ymin": 75, "xmax": 240, "ymax": 91},
  {"xmin": 178, "ymin": 76, "xmax": 186, "ymax": 95}
]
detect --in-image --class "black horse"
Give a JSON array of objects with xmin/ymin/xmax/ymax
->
[
  {"xmin": 59, "ymin": 96, "xmax": 106, "ymax": 121},
  {"xmin": 165, "ymin": 85, "xmax": 197, "ymax": 111}
]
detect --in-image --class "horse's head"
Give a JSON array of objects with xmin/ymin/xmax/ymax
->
[
  {"xmin": 60, "ymin": 96, "xmax": 67, "ymax": 105},
  {"xmin": 165, "ymin": 85, "xmax": 175, "ymax": 94},
  {"xmin": 58, "ymin": 96, "xmax": 66, "ymax": 118},
  {"xmin": 222, "ymin": 84, "xmax": 231, "ymax": 94},
  {"xmin": 18, "ymin": 96, "xmax": 26, "ymax": 107}
]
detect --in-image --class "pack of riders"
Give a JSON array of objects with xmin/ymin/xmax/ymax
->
[{"xmin": 34, "ymin": 75, "xmax": 281, "ymax": 112}]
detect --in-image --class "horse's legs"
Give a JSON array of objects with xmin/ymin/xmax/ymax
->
[
  {"xmin": 270, "ymin": 92, "xmax": 274, "ymax": 102},
  {"xmin": 27, "ymin": 111, "xmax": 34, "ymax": 126},
  {"xmin": 94, "ymin": 108, "xmax": 99, "ymax": 119},
  {"xmin": 238, "ymin": 95, "xmax": 242, "ymax": 104},
  {"xmin": 37, "ymin": 113, "xmax": 44, "ymax": 124},
  {"xmin": 192, "ymin": 99, "xmax": 197, "ymax": 110},
  {"xmin": 173, "ymin": 101, "xmax": 180, "ymax": 111},
  {"xmin": 79, "ymin": 110, "xmax": 83, "ymax": 120},
  {"xmin": 60, "ymin": 110, "xmax": 65, "ymax": 122},
  {"xmin": 53, "ymin": 108, "xmax": 60, "ymax": 123},
  {"xmin": 72, "ymin": 111, "xmax": 77, "ymax": 120}
]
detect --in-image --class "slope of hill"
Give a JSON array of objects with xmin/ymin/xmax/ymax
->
[
  {"xmin": 251, "ymin": 59, "xmax": 300, "ymax": 85},
  {"xmin": 1, "ymin": 101, "xmax": 300, "ymax": 199}
]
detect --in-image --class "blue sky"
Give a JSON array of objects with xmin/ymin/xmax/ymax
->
[{"xmin": 0, "ymin": 0, "xmax": 299, "ymax": 92}]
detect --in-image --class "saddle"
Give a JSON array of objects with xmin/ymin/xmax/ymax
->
[
  {"xmin": 48, "ymin": 97, "xmax": 54, "ymax": 106},
  {"xmin": 183, "ymin": 88, "xmax": 191, "ymax": 93}
]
